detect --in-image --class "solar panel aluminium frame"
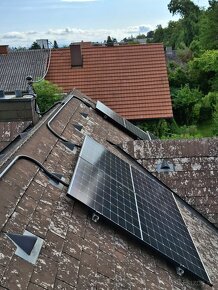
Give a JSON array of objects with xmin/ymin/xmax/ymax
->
[
  {"xmin": 95, "ymin": 101, "xmax": 151, "ymax": 140},
  {"xmin": 68, "ymin": 137, "xmax": 211, "ymax": 285}
]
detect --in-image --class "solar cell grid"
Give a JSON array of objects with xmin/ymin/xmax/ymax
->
[
  {"xmin": 68, "ymin": 157, "xmax": 141, "ymax": 239},
  {"xmin": 131, "ymin": 166, "xmax": 209, "ymax": 283},
  {"xmin": 68, "ymin": 136, "xmax": 211, "ymax": 286},
  {"xmin": 80, "ymin": 137, "xmax": 133, "ymax": 190}
]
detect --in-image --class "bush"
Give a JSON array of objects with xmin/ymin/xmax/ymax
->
[
  {"xmin": 212, "ymin": 104, "xmax": 218, "ymax": 136},
  {"xmin": 33, "ymin": 80, "xmax": 63, "ymax": 112},
  {"xmin": 200, "ymin": 91, "xmax": 218, "ymax": 121},
  {"xmin": 172, "ymin": 84, "xmax": 203, "ymax": 125}
]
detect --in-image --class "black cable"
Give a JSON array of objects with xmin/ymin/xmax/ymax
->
[
  {"xmin": 40, "ymin": 101, "xmax": 65, "ymax": 116},
  {"xmin": 46, "ymin": 94, "xmax": 92, "ymax": 145},
  {"xmin": 0, "ymin": 155, "xmax": 69, "ymax": 187}
]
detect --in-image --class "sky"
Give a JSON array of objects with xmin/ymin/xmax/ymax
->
[{"xmin": 0, "ymin": 0, "xmax": 209, "ymax": 47}]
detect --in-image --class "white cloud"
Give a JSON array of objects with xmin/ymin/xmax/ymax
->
[
  {"xmin": 0, "ymin": 24, "xmax": 153, "ymax": 47},
  {"xmin": 2, "ymin": 32, "xmax": 27, "ymax": 40}
]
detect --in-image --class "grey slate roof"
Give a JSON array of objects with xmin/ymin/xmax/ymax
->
[
  {"xmin": 0, "ymin": 90, "xmax": 217, "ymax": 289},
  {"xmin": 0, "ymin": 121, "xmax": 31, "ymax": 152},
  {"xmin": 121, "ymin": 138, "xmax": 218, "ymax": 227},
  {"xmin": 0, "ymin": 49, "xmax": 49, "ymax": 92}
]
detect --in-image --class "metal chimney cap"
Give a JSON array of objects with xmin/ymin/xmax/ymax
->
[{"xmin": 26, "ymin": 76, "xmax": 33, "ymax": 81}]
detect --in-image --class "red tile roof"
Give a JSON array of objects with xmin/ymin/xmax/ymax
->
[{"xmin": 46, "ymin": 43, "xmax": 173, "ymax": 120}]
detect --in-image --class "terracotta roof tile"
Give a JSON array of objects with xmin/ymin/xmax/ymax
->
[{"xmin": 46, "ymin": 44, "xmax": 173, "ymax": 120}]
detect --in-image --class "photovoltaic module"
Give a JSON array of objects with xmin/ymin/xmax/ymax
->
[{"xmin": 67, "ymin": 136, "xmax": 211, "ymax": 286}]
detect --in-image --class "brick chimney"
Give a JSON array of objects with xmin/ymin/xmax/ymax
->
[
  {"xmin": 70, "ymin": 43, "xmax": 83, "ymax": 67},
  {"xmin": 0, "ymin": 45, "xmax": 9, "ymax": 55}
]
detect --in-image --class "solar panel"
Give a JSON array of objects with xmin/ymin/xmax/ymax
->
[
  {"xmin": 68, "ymin": 156, "xmax": 141, "ymax": 239},
  {"xmin": 68, "ymin": 136, "xmax": 211, "ymax": 286},
  {"xmin": 80, "ymin": 136, "xmax": 133, "ymax": 190},
  {"xmin": 96, "ymin": 101, "xmax": 152, "ymax": 140},
  {"xmin": 131, "ymin": 167, "xmax": 210, "ymax": 283},
  {"xmin": 95, "ymin": 101, "xmax": 125, "ymax": 127},
  {"xmin": 124, "ymin": 119, "xmax": 151, "ymax": 140}
]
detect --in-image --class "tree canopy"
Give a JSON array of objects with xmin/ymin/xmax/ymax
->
[
  {"xmin": 29, "ymin": 41, "xmax": 41, "ymax": 50},
  {"xmin": 144, "ymin": 0, "xmax": 218, "ymax": 137}
]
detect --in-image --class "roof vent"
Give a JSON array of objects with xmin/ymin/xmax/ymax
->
[
  {"xmin": 6, "ymin": 230, "xmax": 43, "ymax": 264},
  {"xmin": 80, "ymin": 112, "xmax": 88, "ymax": 118},
  {"xmin": 0, "ymin": 90, "xmax": 5, "ymax": 98},
  {"xmin": 7, "ymin": 233, "xmax": 37, "ymax": 255},
  {"xmin": 157, "ymin": 160, "xmax": 174, "ymax": 173},
  {"xmin": 61, "ymin": 140, "xmax": 77, "ymax": 151},
  {"xmin": 73, "ymin": 124, "xmax": 83, "ymax": 132},
  {"xmin": 70, "ymin": 44, "xmax": 83, "ymax": 67}
]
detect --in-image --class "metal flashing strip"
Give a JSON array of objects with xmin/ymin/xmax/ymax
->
[{"xmin": 7, "ymin": 230, "xmax": 43, "ymax": 265}]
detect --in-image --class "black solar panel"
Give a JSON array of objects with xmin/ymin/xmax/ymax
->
[
  {"xmin": 131, "ymin": 167, "xmax": 210, "ymax": 283},
  {"xmin": 124, "ymin": 119, "xmax": 150, "ymax": 140},
  {"xmin": 96, "ymin": 101, "xmax": 152, "ymax": 140},
  {"xmin": 68, "ymin": 136, "xmax": 211, "ymax": 286},
  {"xmin": 69, "ymin": 156, "xmax": 141, "ymax": 239},
  {"xmin": 80, "ymin": 136, "xmax": 133, "ymax": 190},
  {"xmin": 95, "ymin": 101, "xmax": 125, "ymax": 127}
]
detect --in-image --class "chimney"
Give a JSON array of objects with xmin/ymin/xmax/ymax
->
[
  {"xmin": 70, "ymin": 43, "xmax": 83, "ymax": 67},
  {"xmin": 0, "ymin": 45, "xmax": 9, "ymax": 55}
]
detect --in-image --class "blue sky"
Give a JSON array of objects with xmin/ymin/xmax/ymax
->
[{"xmin": 0, "ymin": 0, "xmax": 209, "ymax": 47}]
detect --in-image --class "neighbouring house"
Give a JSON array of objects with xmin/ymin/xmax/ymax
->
[
  {"xmin": 0, "ymin": 89, "xmax": 217, "ymax": 289},
  {"xmin": 46, "ymin": 42, "xmax": 173, "ymax": 120},
  {"xmin": 0, "ymin": 45, "xmax": 49, "ymax": 152},
  {"xmin": 0, "ymin": 45, "xmax": 49, "ymax": 92}
]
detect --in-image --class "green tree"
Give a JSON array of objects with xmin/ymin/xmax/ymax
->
[
  {"xmin": 136, "ymin": 34, "xmax": 146, "ymax": 39},
  {"xmin": 163, "ymin": 20, "xmax": 182, "ymax": 48},
  {"xmin": 146, "ymin": 31, "xmax": 154, "ymax": 39},
  {"xmin": 29, "ymin": 41, "xmax": 41, "ymax": 50},
  {"xmin": 152, "ymin": 25, "xmax": 165, "ymax": 43},
  {"xmin": 200, "ymin": 92, "xmax": 218, "ymax": 121},
  {"xmin": 106, "ymin": 36, "xmax": 115, "ymax": 46},
  {"xmin": 172, "ymin": 84, "xmax": 203, "ymax": 125},
  {"xmin": 168, "ymin": 64, "xmax": 189, "ymax": 88},
  {"xmin": 168, "ymin": 0, "xmax": 201, "ymax": 46},
  {"xmin": 199, "ymin": 0, "xmax": 218, "ymax": 49},
  {"xmin": 33, "ymin": 80, "xmax": 63, "ymax": 112},
  {"xmin": 53, "ymin": 40, "xmax": 59, "ymax": 49},
  {"xmin": 188, "ymin": 50, "xmax": 218, "ymax": 93},
  {"xmin": 168, "ymin": 0, "xmax": 200, "ymax": 17},
  {"xmin": 212, "ymin": 103, "xmax": 218, "ymax": 135}
]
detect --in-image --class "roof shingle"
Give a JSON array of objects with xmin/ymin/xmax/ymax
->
[
  {"xmin": 121, "ymin": 138, "xmax": 218, "ymax": 227},
  {"xmin": 0, "ymin": 49, "xmax": 49, "ymax": 92},
  {"xmin": 46, "ymin": 44, "xmax": 173, "ymax": 120},
  {"xmin": 0, "ymin": 90, "xmax": 217, "ymax": 289}
]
